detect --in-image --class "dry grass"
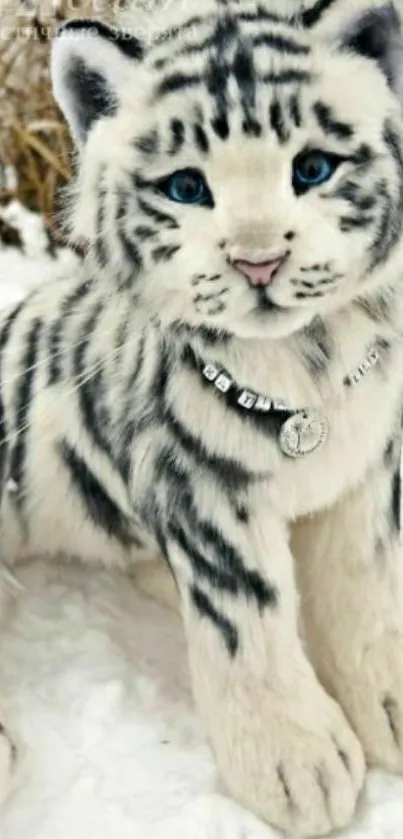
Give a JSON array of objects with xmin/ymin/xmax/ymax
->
[{"xmin": 0, "ymin": 1, "xmax": 120, "ymax": 246}]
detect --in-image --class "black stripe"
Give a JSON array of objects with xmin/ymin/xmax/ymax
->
[
  {"xmin": 232, "ymin": 41, "xmax": 262, "ymax": 138},
  {"xmin": 204, "ymin": 18, "xmax": 235, "ymax": 141},
  {"xmin": 300, "ymin": 318, "xmax": 333, "ymax": 376},
  {"xmin": 95, "ymin": 191, "xmax": 109, "ymax": 269},
  {"xmin": 313, "ymin": 102, "xmax": 354, "ymax": 141},
  {"xmin": 9, "ymin": 318, "xmax": 43, "ymax": 511},
  {"xmin": 73, "ymin": 303, "xmax": 119, "ymax": 475},
  {"xmin": 60, "ymin": 440, "xmax": 136, "ymax": 546},
  {"xmin": 298, "ymin": 0, "xmax": 339, "ymax": 28},
  {"xmin": 384, "ymin": 437, "xmax": 397, "ymax": 467},
  {"xmin": 127, "ymin": 332, "xmax": 147, "ymax": 393},
  {"xmin": 392, "ymin": 467, "xmax": 401, "ymax": 531},
  {"xmin": 332, "ymin": 181, "xmax": 376, "ymax": 212},
  {"xmin": 191, "ymin": 585, "xmax": 239, "ymax": 656},
  {"xmin": 354, "ymin": 291, "xmax": 393, "ymax": 324},
  {"xmin": 48, "ymin": 280, "xmax": 92, "ymax": 385},
  {"xmin": 168, "ymin": 119, "xmax": 186, "ymax": 156},
  {"xmin": 170, "ymin": 520, "xmax": 239, "ymax": 594},
  {"xmin": 198, "ymin": 518, "xmax": 278, "ymax": 609},
  {"xmin": 371, "ymin": 121, "xmax": 403, "ymax": 269},
  {"xmin": 158, "ymin": 447, "xmax": 277, "ymax": 608},
  {"xmin": 73, "ymin": 303, "xmax": 103, "ymax": 382},
  {"xmin": 253, "ymin": 32, "xmax": 310, "ymax": 56},
  {"xmin": 340, "ymin": 214, "xmax": 374, "ymax": 232},
  {"xmin": 120, "ymin": 340, "xmax": 171, "ymax": 461},
  {"xmin": 351, "ymin": 143, "xmax": 375, "ymax": 170},
  {"xmin": 60, "ymin": 20, "xmax": 144, "ymax": 60},
  {"xmin": 156, "ymin": 72, "xmax": 202, "ymax": 97},
  {"xmin": 171, "ymin": 321, "xmax": 232, "ymax": 346},
  {"xmin": 117, "ymin": 333, "xmax": 147, "ymax": 482},
  {"xmin": 0, "ymin": 389, "xmax": 7, "ymax": 499},
  {"xmin": 154, "ymin": 15, "xmax": 210, "ymax": 48},
  {"xmin": 0, "ymin": 301, "xmax": 24, "ymax": 354},
  {"xmin": 206, "ymin": 63, "xmax": 230, "ymax": 136},
  {"xmin": 152, "ymin": 244, "xmax": 181, "ymax": 263},
  {"xmin": 269, "ymin": 100, "xmax": 289, "ymax": 143},
  {"xmin": 155, "ymin": 33, "xmax": 222, "ymax": 68},
  {"xmin": 294, "ymin": 290, "xmax": 327, "ymax": 299},
  {"xmin": 277, "ymin": 765, "xmax": 295, "ymax": 809},
  {"xmin": 194, "ymin": 529, "xmax": 271, "ymax": 603},
  {"xmin": 118, "ymin": 228, "xmax": 143, "ymax": 275},
  {"xmin": 193, "ymin": 123, "xmax": 210, "ymax": 154},
  {"xmin": 233, "ymin": 42, "xmax": 257, "ymax": 114},
  {"xmin": 383, "ymin": 696, "xmax": 401, "ymax": 747},
  {"xmin": 288, "ymin": 93, "xmax": 302, "ymax": 128},
  {"xmin": 133, "ymin": 225, "xmax": 158, "ymax": 242},
  {"xmin": 164, "ymin": 406, "xmax": 256, "ymax": 491},
  {"xmin": 135, "ymin": 130, "xmax": 160, "ymax": 156},
  {"xmin": 0, "ymin": 302, "xmax": 25, "ymax": 501},
  {"xmin": 262, "ymin": 69, "xmax": 313, "ymax": 85},
  {"xmin": 211, "ymin": 114, "xmax": 230, "ymax": 140},
  {"xmin": 116, "ymin": 192, "xmax": 144, "ymax": 281},
  {"xmin": 237, "ymin": 9, "xmax": 285, "ymax": 25},
  {"xmin": 137, "ymin": 197, "xmax": 179, "ymax": 230},
  {"xmin": 77, "ymin": 364, "xmax": 116, "ymax": 466}
]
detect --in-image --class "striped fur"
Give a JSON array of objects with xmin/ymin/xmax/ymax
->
[{"xmin": 1, "ymin": 1, "xmax": 403, "ymax": 835}]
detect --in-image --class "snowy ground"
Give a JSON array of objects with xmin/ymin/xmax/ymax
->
[{"xmin": 0, "ymin": 206, "xmax": 402, "ymax": 839}]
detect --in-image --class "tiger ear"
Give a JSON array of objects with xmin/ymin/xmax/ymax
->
[
  {"xmin": 313, "ymin": 2, "xmax": 403, "ymax": 98},
  {"xmin": 51, "ymin": 19, "xmax": 144, "ymax": 146},
  {"xmin": 342, "ymin": 3, "xmax": 403, "ymax": 95}
]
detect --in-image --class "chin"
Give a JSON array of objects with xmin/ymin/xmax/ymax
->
[{"xmin": 214, "ymin": 305, "xmax": 317, "ymax": 340}]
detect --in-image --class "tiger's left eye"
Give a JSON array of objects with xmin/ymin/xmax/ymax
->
[{"xmin": 293, "ymin": 150, "xmax": 341, "ymax": 194}]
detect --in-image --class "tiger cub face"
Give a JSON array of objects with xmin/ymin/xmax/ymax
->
[{"xmin": 52, "ymin": 2, "xmax": 403, "ymax": 339}]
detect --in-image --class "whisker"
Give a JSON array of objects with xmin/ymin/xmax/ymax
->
[
  {"xmin": 0, "ymin": 316, "xmax": 120, "ymax": 393},
  {"xmin": 0, "ymin": 340, "xmax": 132, "ymax": 455}
]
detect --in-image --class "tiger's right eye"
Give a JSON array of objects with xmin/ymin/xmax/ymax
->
[{"xmin": 156, "ymin": 168, "xmax": 214, "ymax": 207}]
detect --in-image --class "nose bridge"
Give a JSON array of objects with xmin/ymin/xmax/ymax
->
[
  {"xmin": 228, "ymin": 177, "xmax": 289, "ymax": 248},
  {"xmin": 213, "ymin": 144, "xmax": 292, "ymax": 248},
  {"xmin": 227, "ymin": 211, "xmax": 283, "ymax": 253}
]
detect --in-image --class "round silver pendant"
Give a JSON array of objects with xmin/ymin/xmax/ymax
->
[{"xmin": 279, "ymin": 411, "xmax": 329, "ymax": 459}]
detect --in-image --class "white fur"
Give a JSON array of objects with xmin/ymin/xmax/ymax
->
[{"xmin": 1, "ymin": 2, "xmax": 403, "ymax": 836}]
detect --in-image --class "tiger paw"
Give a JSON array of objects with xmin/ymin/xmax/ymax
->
[
  {"xmin": 332, "ymin": 632, "xmax": 403, "ymax": 773},
  {"xmin": 208, "ymin": 679, "xmax": 365, "ymax": 837}
]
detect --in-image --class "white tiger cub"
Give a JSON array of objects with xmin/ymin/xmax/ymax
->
[{"xmin": 1, "ymin": 0, "xmax": 403, "ymax": 834}]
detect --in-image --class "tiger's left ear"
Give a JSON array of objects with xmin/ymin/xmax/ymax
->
[
  {"xmin": 51, "ymin": 19, "xmax": 145, "ymax": 146},
  {"xmin": 313, "ymin": 2, "xmax": 403, "ymax": 98}
]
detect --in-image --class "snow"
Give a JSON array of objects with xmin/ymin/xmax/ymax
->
[{"xmin": 0, "ymin": 212, "xmax": 402, "ymax": 838}]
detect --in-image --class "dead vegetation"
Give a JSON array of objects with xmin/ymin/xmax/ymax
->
[{"xmin": 0, "ymin": 1, "xmax": 121, "ymax": 246}]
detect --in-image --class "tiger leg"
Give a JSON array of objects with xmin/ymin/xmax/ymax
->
[
  {"xmin": 294, "ymin": 451, "xmax": 403, "ymax": 773},
  {"xmin": 166, "ymin": 500, "xmax": 365, "ymax": 837}
]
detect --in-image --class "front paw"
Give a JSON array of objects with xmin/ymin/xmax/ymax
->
[
  {"xmin": 332, "ymin": 633, "xmax": 403, "ymax": 774},
  {"xmin": 208, "ymin": 680, "xmax": 365, "ymax": 837}
]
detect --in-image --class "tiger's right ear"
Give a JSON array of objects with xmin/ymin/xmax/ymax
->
[{"xmin": 51, "ymin": 19, "xmax": 144, "ymax": 146}]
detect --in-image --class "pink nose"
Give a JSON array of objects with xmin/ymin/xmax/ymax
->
[{"xmin": 232, "ymin": 255, "xmax": 285, "ymax": 287}]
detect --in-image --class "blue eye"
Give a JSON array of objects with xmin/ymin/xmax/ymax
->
[
  {"xmin": 158, "ymin": 168, "xmax": 212, "ymax": 206},
  {"xmin": 293, "ymin": 150, "xmax": 340, "ymax": 194}
]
